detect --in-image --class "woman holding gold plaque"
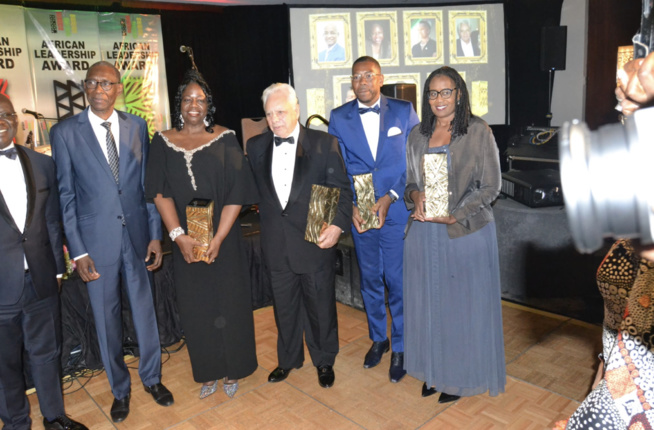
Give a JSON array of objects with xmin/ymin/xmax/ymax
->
[
  {"xmin": 403, "ymin": 66, "xmax": 505, "ymax": 403},
  {"xmin": 145, "ymin": 70, "xmax": 259, "ymax": 399}
]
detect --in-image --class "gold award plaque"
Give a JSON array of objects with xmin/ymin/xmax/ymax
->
[
  {"xmin": 423, "ymin": 153, "xmax": 449, "ymax": 218},
  {"xmin": 305, "ymin": 184, "xmax": 341, "ymax": 244},
  {"xmin": 353, "ymin": 173, "xmax": 379, "ymax": 231},
  {"xmin": 186, "ymin": 199, "xmax": 214, "ymax": 262}
]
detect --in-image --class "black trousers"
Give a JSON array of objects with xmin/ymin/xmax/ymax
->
[
  {"xmin": 0, "ymin": 272, "xmax": 64, "ymax": 429},
  {"xmin": 270, "ymin": 264, "xmax": 339, "ymax": 369}
]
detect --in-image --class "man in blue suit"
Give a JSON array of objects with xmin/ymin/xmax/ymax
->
[
  {"xmin": 0, "ymin": 94, "xmax": 87, "ymax": 430},
  {"xmin": 318, "ymin": 23, "xmax": 346, "ymax": 62},
  {"xmin": 328, "ymin": 56, "xmax": 419, "ymax": 383},
  {"xmin": 50, "ymin": 61, "xmax": 173, "ymax": 423}
]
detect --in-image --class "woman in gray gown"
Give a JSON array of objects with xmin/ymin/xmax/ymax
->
[{"xmin": 403, "ymin": 66, "xmax": 506, "ymax": 403}]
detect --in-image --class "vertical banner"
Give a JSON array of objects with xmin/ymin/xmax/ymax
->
[
  {"xmin": 99, "ymin": 13, "xmax": 170, "ymax": 138},
  {"xmin": 0, "ymin": 5, "xmax": 38, "ymax": 148},
  {"xmin": 24, "ymin": 8, "xmax": 100, "ymax": 125}
]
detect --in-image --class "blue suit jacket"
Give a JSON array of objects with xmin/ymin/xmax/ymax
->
[
  {"xmin": 50, "ymin": 109, "xmax": 161, "ymax": 266},
  {"xmin": 328, "ymin": 95, "xmax": 419, "ymax": 224},
  {"xmin": 0, "ymin": 146, "xmax": 64, "ymax": 305},
  {"xmin": 319, "ymin": 43, "xmax": 345, "ymax": 62}
]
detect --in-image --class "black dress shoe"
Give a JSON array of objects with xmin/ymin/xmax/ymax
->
[
  {"xmin": 317, "ymin": 365, "xmax": 335, "ymax": 388},
  {"xmin": 438, "ymin": 392, "xmax": 461, "ymax": 404},
  {"xmin": 421, "ymin": 383, "xmax": 437, "ymax": 397},
  {"xmin": 389, "ymin": 351, "xmax": 406, "ymax": 383},
  {"xmin": 43, "ymin": 415, "xmax": 89, "ymax": 430},
  {"xmin": 363, "ymin": 339, "xmax": 390, "ymax": 368},
  {"xmin": 144, "ymin": 382, "xmax": 174, "ymax": 406},
  {"xmin": 268, "ymin": 365, "xmax": 302, "ymax": 383},
  {"xmin": 110, "ymin": 394, "xmax": 130, "ymax": 423}
]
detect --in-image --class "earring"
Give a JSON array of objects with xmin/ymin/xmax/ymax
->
[
  {"xmin": 457, "ymin": 100, "xmax": 460, "ymax": 105},
  {"xmin": 179, "ymin": 114, "xmax": 184, "ymax": 128},
  {"xmin": 203, "ymin": 117, "xmax": 209, "ymax": 127}
]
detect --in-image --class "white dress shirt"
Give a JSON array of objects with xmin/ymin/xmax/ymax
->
[
  {"xmin": 88, "ymin": 107, "xmax": 120, "ymax": 159},
  {"xmin": 271, "ymin": 123, "xmax": 300, "ymax": 209},
  {"xmin": 0, "ymin": 143, "xmax": 29, "ymax": 269},
  {"xmin": 460, "ymin": 39, "xmax": 475, "ymax": 57},
  {"xmin": 358, "ymin": 99, "xmax": 381, "ymax": 161}
]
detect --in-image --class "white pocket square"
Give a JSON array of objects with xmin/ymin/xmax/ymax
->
[{"xmin": 387, "ymin": 126, "xmax": 402, "ymax": 137}]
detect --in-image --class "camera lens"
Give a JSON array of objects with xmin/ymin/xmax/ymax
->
[{"xmin": 559, "ymin": 107, "xmax": 654, "ymax": 253}]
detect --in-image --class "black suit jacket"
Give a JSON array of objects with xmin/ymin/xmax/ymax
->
[
  {"xmin": 247, "ymin": 126, "xmax": 352, "ymax": 274},
  {"xmin": 0, "ymin": 146, "xmax": 64, "ymax": 306}
]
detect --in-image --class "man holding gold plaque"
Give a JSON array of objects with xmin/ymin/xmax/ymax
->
[
  {"xmin": 247, "ymin": 83, "xmax": 352, "ymax": 388},
  {"xmin": 328, "ymin": 56, "xmax": 419, "ymax": 383}
]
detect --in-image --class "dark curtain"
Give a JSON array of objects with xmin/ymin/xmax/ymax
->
[
  {"xmin": 159, "ymin": 5, "xmax": 291, "ymax": 141},
  {"xmin": 504, "ymin": 0, "xmax": 564, "ymax": 128}
]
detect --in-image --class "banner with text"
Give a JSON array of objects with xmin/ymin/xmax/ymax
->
[
  {"xmin": 0, "ymin": 5, "xmax": 39, "ymax": 148},
  {"xmin": 99, "ymin": 12, "xmax": 169, "ymax": 139},
  {"xmin": 0, "ymin": 5, "xmax": 170, "ymax": 149}
]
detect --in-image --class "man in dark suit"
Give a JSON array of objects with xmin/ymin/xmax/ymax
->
[
  {"xmin": 328, "ymin": 56, "xmax": 419, "ymax": 383},
  {"xmin": 456, "ymin": 20, "xmax": 481, "ymax": 57},
  {"xmin": 411, "ymin": 20, "xmax": 437, "ymax": 58},
  {"xmin": 50, "ymin": 61, "xmax": 173, "ymax": 423},
  {"xmin": 247, "ymin": 83, "xmax": 352, "ymax": 388},
  {"xmin": 0, "ymin": 94, "xmax": 87, "ymax": 429}
]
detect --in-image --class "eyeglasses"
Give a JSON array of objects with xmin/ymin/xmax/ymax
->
[
  {"xmin": 84, "ymin": 79, "xmax": 121, "ymax": 91},
  {"xmin": 0, "ymin": 112, "xmax": 17, "ymax": 122},
  {"xmin": 351, "ymin": 72, "xmax": 380, "ymax": 82},
  {"xmin": 427, "ymin": 88, "xmax": 457, "ymax": 100}
]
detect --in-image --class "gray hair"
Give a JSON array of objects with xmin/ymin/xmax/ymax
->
[{"xmin": 261, "ymin": 83, "xmax": 299, "ymax": 108}]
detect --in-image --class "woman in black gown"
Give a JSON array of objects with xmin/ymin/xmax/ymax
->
[{"xmin": 145, "ymin": 70, "xmax": 258, "ymax": 399}]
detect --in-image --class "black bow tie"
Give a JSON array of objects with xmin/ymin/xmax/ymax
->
[
  {"xmin": 0, "ymin": 147, "xmax": 17, "ymax": 160},
  {"xmin": 359, "ymin": 106, "xmax": 380, "ymax": 115},
  {"xmin": 274, "ymin": 136, "xmax": 295, "ymax": 146}
]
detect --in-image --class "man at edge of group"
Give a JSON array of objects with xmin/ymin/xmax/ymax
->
[
  {"xmin": 50, "ymin": 61, "xmax": 173, "ymax": 423},
  {"xmin": 0, "ymin": 94, "xmax": 88, "ymax": 430},
  {"xmin": 328, "ymin": 56, "xmax": 420, "ymax": 383},
  {"xmin": 247, "ymin": 83, "xmax": 352, "ymax": 389}
]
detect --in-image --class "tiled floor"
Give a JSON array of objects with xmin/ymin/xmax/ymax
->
[{"xmin": 27, "ymin": 301, "xmax": 600, "ymax": 429}]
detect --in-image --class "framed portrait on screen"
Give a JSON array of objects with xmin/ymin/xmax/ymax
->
[
  {"xmin": 383, "ymin": 72, "xmax": 422, "ymax": 119},
  {"xmin": 356, "ymin": 11, "xmax": 399, "ymax": 67},
  {"xmin": 310, "ymin": 13, "xmax": 352, "ymax": 70},
  {"xmin": 332, "ymin": 75, "xmax": 357, "ymax": 108},
  {"xmin": 449, "ymin": 11, "xmax": 488, "ymax": 64},
  {"xmin": 404, "ymin": 11, "xmax": 444, "ymax": 66}
]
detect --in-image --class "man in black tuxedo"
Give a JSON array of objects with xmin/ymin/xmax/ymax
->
[
  {"xmin": 247, "ymin": 83, "xmax": 352, "ymax": 388},
  {"xmin": 0, "ymin": 94, "xmax": 87, "ymax": 429}
]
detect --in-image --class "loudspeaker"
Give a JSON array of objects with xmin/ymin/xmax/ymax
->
[
  {"xmin": 540, "ymin": 26, "xmax": 567, "ymax": 71},
  {"xmin": 381, "ymin": 83, "xmax": 417, "ymax": 111}
]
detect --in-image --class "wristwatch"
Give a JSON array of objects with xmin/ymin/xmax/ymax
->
[{"xmin": 387, "ymin": 191, "xmax": 398, "ymax": 203}]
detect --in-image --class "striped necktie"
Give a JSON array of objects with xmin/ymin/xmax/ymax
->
[{"xmin": 101, "ymin": 121, "xmax": 119, "ymax": 183}]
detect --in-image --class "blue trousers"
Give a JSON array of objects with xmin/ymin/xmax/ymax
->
[{"xmin": 352, "ymin": 219, "xmax": 405, "ymax": 352}]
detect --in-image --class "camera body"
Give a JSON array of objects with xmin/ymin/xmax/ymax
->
[
  {"xmin": 558, "ymin": 0, "xmax": 654, "ymax": 254},
  {"xmin": 559, "ymin": 107, "xmax": 654, "ymax": 253}
]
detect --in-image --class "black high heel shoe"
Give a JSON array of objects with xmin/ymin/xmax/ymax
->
[
  {"xmin": 421, "ymin": 383, "xmax": 437, "ymax": 397},
  {"xmin": 438, "ymin": 392, "xmax": 460, "ymax": 404}
]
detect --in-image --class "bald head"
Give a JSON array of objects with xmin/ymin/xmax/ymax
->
[{"xmin": 0, "ymin": 94, "xmax": 18, "ymax": 149}]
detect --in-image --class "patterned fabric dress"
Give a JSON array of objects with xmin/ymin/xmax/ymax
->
[{"xmin": 561, "ymin": 240, "xmax": 654, "ymax": 429}]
